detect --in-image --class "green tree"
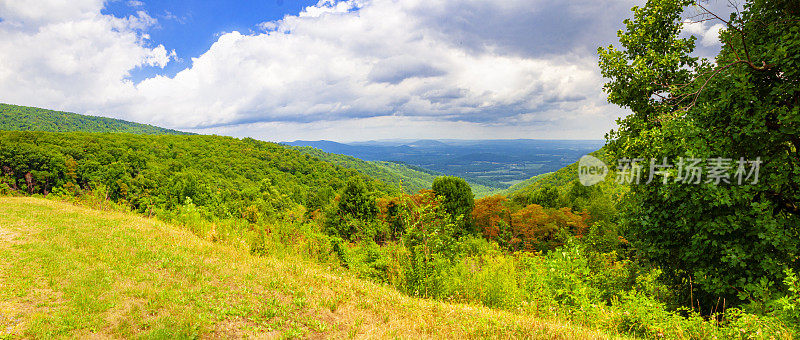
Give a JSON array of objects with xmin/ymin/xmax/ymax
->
[
  {"xmin": 338, "ymin": 177, "xmax": 379, "ymax": 221},
  {"xmin": 324, "ymin": 176, "xmax": 382, "ymax": 241},
  {"xmin": 527, "ymin": 186, "xmax": 560, "ymax": 208},
  {"xmin": 599, "ymin": 0, "xmax": 800, "ymax": 306},
  {"xmin": 432, "ymin": 176, "xmax": 475, "ymax": 234}
]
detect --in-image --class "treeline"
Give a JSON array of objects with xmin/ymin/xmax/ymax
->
[{"xmin": 0, "ymin": 103, "xmax": 191, "ymax": 135}]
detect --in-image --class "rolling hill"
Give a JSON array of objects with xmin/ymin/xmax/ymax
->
[
  {"xmin": 0, "ymin": 103, "xmax": 589, "ymax": 199},
  {"xmin": 0, "ymin": 130, "xmax": 394, "ymax": 224},
  {"xmin": 0, "ymin": 103, "xmax": 191, "ymax": 135},
  {"xmin": 0, "ymin": 103, "xmax": 500, "ymax": 198}
]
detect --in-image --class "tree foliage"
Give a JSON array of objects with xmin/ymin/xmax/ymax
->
[
  {"xmin": 432, "ymin": 176, "xmax": 475, "ymax": 234},
  {"xmin": 598, "ymin": 0, "xmax": 800, "ymax": 305},
  {"xmin": 472, "ymin": 195, "xmax": 590, "ymax": 253},
  {"xmin": 323, "ymin": 177, "xmax": 384, "ymax": 241}
]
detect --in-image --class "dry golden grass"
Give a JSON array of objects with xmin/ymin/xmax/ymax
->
[{"xmin": 0, "ymin": 197, "xmax": 614, "ymax": 339}]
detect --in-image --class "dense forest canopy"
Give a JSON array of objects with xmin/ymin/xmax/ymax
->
[{"xmin": 0, "ymin": 131, "xmax": 392, "ymax": 222}]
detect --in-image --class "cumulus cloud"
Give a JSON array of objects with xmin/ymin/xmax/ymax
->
[
  {"xmin": 2, "ymin": 0, "xmax": 722, "ymax": 141},
  {"xmin": 0, "ymin": 0, "xmax": 173, "ymax": 116},
  {"xmin": 126, "ymin": 0, "xmax": 633, "ymax": 134},
  {"xmin": 367, "ymin": 57, "xmax": 445, "ymax": 85},
  {"xmin": 408, "ymin": 0, "xmax": 635, "ymax": 58}
]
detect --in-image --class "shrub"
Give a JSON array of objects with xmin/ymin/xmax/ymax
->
[{"xmin": 443, "ymin": 252, "xmax": 525, "ymax": 309}]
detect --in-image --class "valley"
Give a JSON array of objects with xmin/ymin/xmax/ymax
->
[{"xmin": 285, "ymin": 139, "xmax": 604, "ymax": 189}]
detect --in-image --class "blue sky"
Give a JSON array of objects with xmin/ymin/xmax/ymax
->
[
  {"xmin": 0, "ymin": 0, "xmax": 728, "ymax": 142},
  {"xmin": 102, "ymin": 0, "xmax": 319, "ymax": 82}
]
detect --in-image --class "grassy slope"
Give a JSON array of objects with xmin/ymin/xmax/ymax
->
[
  {"xmin": 0, "ymin": 197, "xmax": 607, "ymax": 339},
  {"xmin": 0, "ymin": 103, "xmax": 191, "ymax": 135},
  {"xmin": 291, "ymin": 146, "xmax": 501, "ymax": 198}
]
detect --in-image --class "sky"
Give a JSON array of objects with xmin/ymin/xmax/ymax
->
[{"xmin": 0, "ymin": 0, "xmax": 730, "ymax": 142}]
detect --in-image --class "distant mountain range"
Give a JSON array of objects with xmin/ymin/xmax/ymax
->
[{"xmin": 284, "ymin": 139, "xmax": 605, "ymax": 189}]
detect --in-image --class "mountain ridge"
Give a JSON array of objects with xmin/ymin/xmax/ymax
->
[{"xmin": 0, "ymin": 103, "xmax": 192, "ymax": 135}]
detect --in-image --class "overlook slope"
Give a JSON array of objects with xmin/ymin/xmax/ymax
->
[
  {"xmin": 0, "ymin": 197, "xmax": 606, "ymax": 339},
  {"xmin": 0, "ymin": 103, "xmax": 498, "ymax": 197}
]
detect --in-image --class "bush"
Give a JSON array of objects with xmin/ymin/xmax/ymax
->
[{"xmin": 443, "ymin": 251, "xmax": 525, "ymax": 309}]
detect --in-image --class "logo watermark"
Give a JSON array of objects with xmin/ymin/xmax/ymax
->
[
  {"xmin": 577, "ymin": 156, "xmax": 762, "ymax": 186},
  {"xmin": 578, "ymin": 155, "xmax": 608, "ymax": 186}
]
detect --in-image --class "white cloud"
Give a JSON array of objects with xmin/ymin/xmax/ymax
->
[
  {"xmin": 0, "ymin": 0, "xmax": 172, "ymax": 116},
  {"xmin": 128, "ymin": 0, "xmax": 635, "ymax": 135},
  {"xmin": 298, "ymin": 0, "xmax": 361, "ymax": 18},
  {"xmin": 682, "ymin": 19, "xmax": 724, "ymax": 47},
  {"xmin": 0, "ymin": 0, "xmax": 647, "ymax": 140},
  {"xmin": 0, "ymin": 0, "xmax": 103, "ymax": 26},
  {"xmin": 124, "ymin": 10, "xmax": 158, "ymax": 31}
]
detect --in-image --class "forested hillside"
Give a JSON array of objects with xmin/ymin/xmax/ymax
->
[
  {"xmin": 0, "ymin": 103, "xmax": 191, "ymax": 135},
  {"xmin": 0, "ymin": 131, "xmax": 392, "ymax": 226},
  {"xmin": 505, "ymin": 149, "xmax": 614, "ymax": 200},
  {"xmin": 0, "ymin": 103, "xmax": 505, "ymax": 198}
]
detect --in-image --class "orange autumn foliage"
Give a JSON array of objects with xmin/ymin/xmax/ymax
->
[
  {"xmin": 471, "ymin": 195, "xmax": 511, "ymax": 239},
  {"xmin": 473, "ymin": 195, "xmax": 589, "ymax": 252}
]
